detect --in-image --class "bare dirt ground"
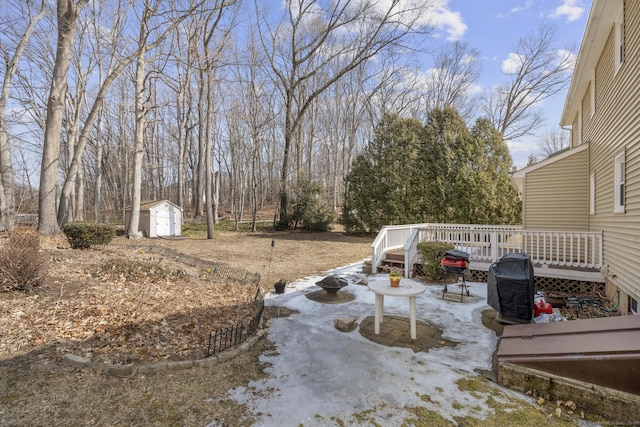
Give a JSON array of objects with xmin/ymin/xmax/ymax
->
[{"xmin": 0, "ymin": 226, "xmax": 372, "ymax": 426}]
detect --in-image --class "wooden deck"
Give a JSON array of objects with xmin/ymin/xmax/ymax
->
[
  {"xmin": 372, "ymin": 224, "xmax": 604, "ymax": 281},
  {"xmin": 379, "ymin": 251, "xmax": 604, "ymax": 283},
  {"xmin": 469, "ymin": 260, "xmax": 605, "ymax": 283}
]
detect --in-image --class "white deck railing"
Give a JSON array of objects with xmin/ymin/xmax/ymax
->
[{"xmin": 372, "ymin": 224, "xmax": 603, "ymax": 277}]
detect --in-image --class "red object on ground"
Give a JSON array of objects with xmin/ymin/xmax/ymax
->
[
  {"xmin": 441, "ymin": 258, "xmax": 468, "ymax": 269},
  {"xmin": 534, "ymin": 300, "xmax": 553, "ymax": 317}
]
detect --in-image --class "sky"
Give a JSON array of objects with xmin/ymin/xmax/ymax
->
[
  {"xmin": 422, "ymin": 0, "xmax": 591, "ymax": 168},
  {"xmin": 223, "ymin": 261, "xmax": 602, "ymax": 426}
]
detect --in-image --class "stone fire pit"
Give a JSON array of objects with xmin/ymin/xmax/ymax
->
[
  {"xmin": 315, "ymin": 275, "xmax": 349, "ymax": 294},
  {"xmin": 306, "ymin": 275, "xmax": 354, "ymax": 304}
]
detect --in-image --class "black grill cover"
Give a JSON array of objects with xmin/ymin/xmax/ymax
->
[
  {"xmin": 442, "ymin": 249, "xmax": 470, "ymax": 261},
  {"xmin": 487, "ymin": 253, "xmax": 535, "ymax": 321}
]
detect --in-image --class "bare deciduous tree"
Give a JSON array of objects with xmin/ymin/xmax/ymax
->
[
  {"xmin": 38, "ymin": 0, "xmax": 90, "ymax": 235},
  {"xmin": 424, "ymin": 41, "xmax": 482, "ymax": 120},
  {"xmin": 127, "ymin": 0, "xmax": 220, "ymax": 239},
  {"xmin": 0, "ymin": 0, "xmax": 46, "ymax": 232},
  {"xmin": 482, "ymin": 23, "xmax": 574, "ymax": 141},
  {"xmin": 33, "ymin": 0, "xmax": 206, "ymax": 235},
  {"xmin": 537, "ymin": 128, "xmax": 570, "ymax": 157},
  {"xmin": 257, "ymin": 0, "xmax": 436, "ymax": 219}
]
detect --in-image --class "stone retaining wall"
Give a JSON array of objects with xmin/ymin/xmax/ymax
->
[{"xmin": 64, "ymin": 329, "xmax": 266, "ymax": 378}]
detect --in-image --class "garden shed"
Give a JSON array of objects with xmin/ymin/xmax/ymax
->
[{"xmin": 124, "ymin": 200, "xmax": 183, "ymax": 238}]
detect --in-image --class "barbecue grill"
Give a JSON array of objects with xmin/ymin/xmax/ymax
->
[{"xmin": 440, "ymin": 249, "xmax": 470, "ymax": 301}]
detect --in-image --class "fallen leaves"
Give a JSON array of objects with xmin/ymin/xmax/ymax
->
[
  {"xmin": 529, "ymin": 389, "xmax": 582, "ymax": 419},
  {"xmin": 0, "ymin": 246, "xmax": 258, "ymax": 365}
]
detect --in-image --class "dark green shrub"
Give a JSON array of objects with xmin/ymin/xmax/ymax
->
[
  {"xmin": 417, "ymin": 241, "xmax": 454, "ymax": 280},
  {"xmin": 63, "ymin": 223, "xmax": 114, "ymax": 249},
  {"xmin": 275, "ymin": 212, "xmax": 292, "ymax": 231},
  {"xmin": 0, "ymin": 229, "xmax": 48, "ymax": 291},
  {"xmin": 278, "ymin": 178, "xmax": 334, "ymax": 232}
]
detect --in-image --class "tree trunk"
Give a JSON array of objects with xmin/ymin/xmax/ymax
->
[
  {"xmin": 126, "ymin": 9, "xmax": 150, "ymax": 239},
  {"xmin": 0, "ymin": 126, "xmax": 14, "ymax": 233},
  {"xmin": 204, "ymin": 72, "xmax": 214, "ymax": 239},
  {"xmin": 0, "ymin": 0, "xmax": 45, "ymax": 233},
  {"xmin": 76, "ymin": 170, "xmax": 85, "ymax": 221},
  {"xmin": 279, "ymin": 90, "xmax": 294, "ymax": 218},
  {"xmin": 39, "ymin": 0, "xmax": 88, "ymax": 235},
  {"xmin": 213, "ymin": 170, "xmax": 219, "ymax": 225},
  {"xmin": 94, "ymin": 103, "xmax": 104, "ymax": 222}
]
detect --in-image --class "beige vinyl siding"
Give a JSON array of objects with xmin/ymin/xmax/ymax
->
[
  {"xmin": 523, "ymin": 148, "xmax": 589, "ymax": 230},
  {"xmin": 571, "ymin": 115, "xmax": 580, "ymax": 148},
  {"xmin": 581, "ymin": 83, "xmax": 592, "ymax": 132},
  {"xmin": 582, "ymin": 0, "xmax": 640, "ymax": 301}
]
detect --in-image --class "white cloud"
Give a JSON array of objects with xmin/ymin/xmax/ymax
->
[
  {"xmin": 303, "ymin": 0, "xmax": 467, "ymax": 42},
  {"xmin": 555, "ymin": 48, "xmax": 577, "ymax": 72},
  {"xmin": 429, "ymin": 1, "xmax": 467, "ymax": 40},
  {"xmin": 507, "ymin": 139, "xmax": 535, "ymax": 168},
  {"xmin": 501, "ymin": 52, "xmax": 524, "ymax": 74},
  {"xmin": 549, "ymin": 0, "xmax": 585, "ymax": 23},
  {"xmin": 467, "ymin": 82, "xmax": 484, "ymax": 97},
  {"xmin": 510, "ymin": 1, "xmax": 533, "ymax": 14},
  {"xmin": 495, "ymin": 1, "xmax": 532, "ymax": 18},
  {"xmin": 376, "ymin": 0, "xmax": 467, "ymax": 40}
]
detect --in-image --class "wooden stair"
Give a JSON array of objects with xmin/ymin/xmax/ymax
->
[{"xmin": 377, "ymin": 250, "xmax": 405, "ymax": 273}]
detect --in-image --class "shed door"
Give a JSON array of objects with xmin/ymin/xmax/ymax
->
[{"xmin": 155, "ymin": 206, "xmax": 171, "ymax": 236}]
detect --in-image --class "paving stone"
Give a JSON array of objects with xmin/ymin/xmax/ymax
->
[
  {"xmin": 334, "ymin": 317, "xmax": 358, "ymax": 332},
  {"xmin": 167, "ymin": 360, "xmax": 194, "ymax": 371},
  {"xmin": 359, "ymin": 315, "xmax": 458, "ymax": 353},
  {"xmin": 63, "ymin": 353, "xmax": 90, "ymax": 368},
  {"xmin": 217, "ymin": 349, "xmax": 238, "ymax": 360},
  {"xmin": 137, "ymin": 362, "xmax": 168, "ymax": 374},
  {"xmin": 194, "ymin": 357, "xmax": 218, "ymax": 368},
  {"xmin": 107, "ymin": 364, "xmax": 135, "ymax": 378}
]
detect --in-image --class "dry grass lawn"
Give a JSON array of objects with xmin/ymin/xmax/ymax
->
[{"xmin": 0, "ymin": 226, "xmax": 372, "ymax": 426}]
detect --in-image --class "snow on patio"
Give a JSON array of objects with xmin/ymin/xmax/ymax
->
[{"xmin": 227, "ymin": 261, "xmax": 600, "ymax": 426}]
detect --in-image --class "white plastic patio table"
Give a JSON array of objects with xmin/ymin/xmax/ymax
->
[{"xmin": 368, "ymin": 279, "xmax": 426, "ymax": 340}]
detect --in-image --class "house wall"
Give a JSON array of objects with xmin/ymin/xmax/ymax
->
[
  {"xmin": 571, "ymin": 115, "xmax": 579, "ymax": 148},
  {"xmin": 522, "ymin": 149, "xmax": 589, "ymax": 231},
  {"xmin": 578, "ymin": 0, "xmax": 640, "ymax": 310}
]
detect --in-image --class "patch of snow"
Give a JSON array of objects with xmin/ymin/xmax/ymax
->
[{"xmin": 231, "ymin": 261, "xmax": 600, "ymax": 426}]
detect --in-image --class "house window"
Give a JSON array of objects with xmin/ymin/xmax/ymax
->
[
  {"xmin": 614, "ymin": 151, "xmax": 625, "ymax": 213},
  {"xmin": 615, "ymin": 9, "xmax": 625, "ymax": 73},
  {"xmin": 590, "ymin": 172, "xmax": 595, "ymax": 215},
  {"xmin": 631, "ymin": 297, "xmax": 638, "ymax": 315}
]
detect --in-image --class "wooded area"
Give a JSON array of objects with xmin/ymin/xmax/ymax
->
[{"xmin": 0, "ymin": 1, "xmax": 573, "ymax": 236}]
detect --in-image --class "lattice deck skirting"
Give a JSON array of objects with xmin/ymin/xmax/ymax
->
[{"xmin": 414, "ymin": 264, "xmax": 605, "ymax": 295}]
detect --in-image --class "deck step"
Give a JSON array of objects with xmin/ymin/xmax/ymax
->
[
  {"xmin": 377, "ymin": 260, "xmax": 405, "ymax": 273},
  {"xmin": 385, "ymin": 251, "xmax": 405, "ymax": 262}
]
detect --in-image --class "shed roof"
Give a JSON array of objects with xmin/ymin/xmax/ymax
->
[{"xmin": 124, "ymin": 200, "xmax": 182, "ymax": 212}]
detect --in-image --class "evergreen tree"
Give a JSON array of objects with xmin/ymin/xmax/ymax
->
[
  {"xmin": 342, "ymin": 109, "xmax": 521, "ymax": 234},
  {"xmin": 341, "ymin": 114, "xmax": 424, "ymax": 233},
  {"xmin": 469, "ymin": 118, "xmax": 521, "ymax": 224},
  {"xmin": 421, "ymin": 108, "xmax": 473, "ymax": 223}
]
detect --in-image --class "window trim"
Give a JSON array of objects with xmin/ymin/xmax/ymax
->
[
  {"xmin": 577, "ymin": 105, "xmax": 583, "ymax": 144},
  {"xmin": 615, "ymin": 8, "xmax": 625, "ymax": 73},
  {"xmin": 614, "ymin": 151, "xmax": 625, "ymax": 213},
  {"xmin": 590, "ymin": 172, "xmax": 596, "ymax": 215},
  {"xmin": 590, "ymin": 70, "xmax": 596, "ymax": 118}
]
